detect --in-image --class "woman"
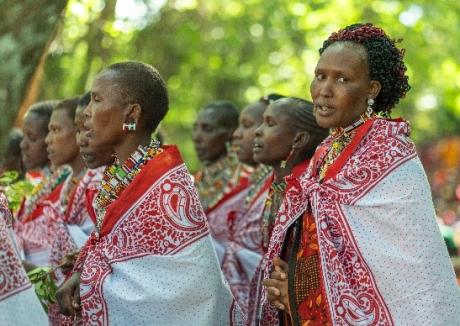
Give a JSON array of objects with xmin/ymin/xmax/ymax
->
[
  {"xmin": 262, "ymin": 23, "xmax": 460, "ymax": 325},
  {"xmin": 56, "ymin": 61, "xmax": 234, "ymax": 325},
  {"xmin": 20, "ymin": 101, "xmax": 56, "ymax": 186},
  {"xmin": 193, "ymin": 100, "xmax": 253, "ymax": 259},
  {"xmin": 221, "ymin": 95, "xmax": 280, "ymax": 309},
  {"xmin": 240, "ymin": 97, "xmax": 328, "ymax": 320},
  {"xmin": 0, "ymin": 128, "xmax": 24, "ymax": 177},
  {"xmin": 48, "ymin": 94, "xmax": 114, "ymax": 325},
  {"xmin": 15, "ymin": 98, "xmax": 84, "ymax": 268},
  {"xmin": 0, "ymin": 192, "xmax": 47, "ymax": 326}
]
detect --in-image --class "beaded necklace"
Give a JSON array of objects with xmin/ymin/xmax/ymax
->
[
  {"xmin": 21, "ymin": 165, "xmax": 72, "ymax": 220},
  {"xmin": 261, "ymin": 180, "xmax": 287, "ymax": 251},
  {"xmin": 244, "ymin": 164, "xmax": 272, "ymax": 209},
  {"xmin": 196, "ymin": 154, "xmax": 240, "ymax": 211},
  {"xmin": 319, "ymin": 113, "xmax": 375, "ymax": 180},
  {"xmin": 94, "ymin": 138, "xmax": 162, "ymax": 231}
]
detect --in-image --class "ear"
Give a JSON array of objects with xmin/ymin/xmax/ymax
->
[
  {"xmin": 368, "ymin": 80, "xmax": 381, "ymax": 100},
  {"xmin": 124, "ymin": 103, "xmax": 142, "ymax": 125},
  {"xmin": 292, "ymin": 131, "xmax": 311, "ymax": 150}
]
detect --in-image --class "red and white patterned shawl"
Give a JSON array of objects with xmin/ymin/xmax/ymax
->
[
  {"xmin": 14, "ymin": 182, "xmax": 64, "ymax": 267},
  {"xmin": 73, "ymin": 146, "xmax": 215, "ymax": 325},
  {"xmin": 0, "ymin": 193, "xmax": 31, "ymax": 301},
  {"xmin": 206, "ymin": 167, "xmax": 253, "ymax": 244},
  {"xmin": 251, "ymin": 119, "xmax": 424, "ymax": 325},
  {"xmin": 48, "ymin": 168, "xmax": 103, "ymax": 269},
  {"xmin": 222, "ymin": 172, "xmax": 272, "ymax": 311},
  {"xmin": 249, "ymin": 118, "xmax": 460, "ymax": 325}
]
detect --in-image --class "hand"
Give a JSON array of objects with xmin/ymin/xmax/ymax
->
[
  {"xmin": 56, "ymin": 272, "xmax": 81, "ymax": 317},
  {"xmin": 262, "ymin": 256, "xmax": 290, "ymax": 312},
  {"xmin": 60, "ymin": 250, "xmax": 80, "ymax": 275},
  {"xmin": 22, "ymin": 260, "xmax": 37, "ymax": 273}
]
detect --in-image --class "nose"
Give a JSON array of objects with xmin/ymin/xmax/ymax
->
[
  {"xmin": 254, "ymin": 125, "xmax": 263, "ymax": 137},
  {"xmin": 83, "ymin": 100, "xmax": 92, "ymax": 118},
  {"xmin": 232, "ymin": 126, "xmax": 242, "ymax": 141},
  {"xmin": 192, "ymin": 129, "xmax": 202, "ymax": 144},
  {"xmin": 319, "ymin": 78, "xmax": 333, "ymax": 97},
  {"xmin": 44, "ymin": 132, "xmax": 51, "ymax": 145},
  {"xmin": 76, "ymin": 132, "xmax": 88, "ymax": 148}
]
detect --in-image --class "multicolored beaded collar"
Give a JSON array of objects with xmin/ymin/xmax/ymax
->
[
  {"xmin": 21, "ymin": 165, "xmax": 72, "ymax": 221},
  {"xmin": 319, "ymin": 113, "xmax": 376, "ymax": 180},
  {"xmin": 94, "ymin": 138, "xmax": 162, "ymax": 230}
]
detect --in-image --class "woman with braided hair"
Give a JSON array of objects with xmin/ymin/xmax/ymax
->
[
  {"xmin": 259, "ymin": 23, "xmax": 460, "ymax": 325},
  {"xmin": 242, "ymin": 97, "xmax": 329, "ymax": 319}
]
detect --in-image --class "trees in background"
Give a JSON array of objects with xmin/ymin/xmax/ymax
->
[
  {"xmin": 4, "ymin": 0, "xmax": 460, "ymax": 170},
  {"xmin": 0, "ymin": 0, "xmax": 68, "ymax": 155}
]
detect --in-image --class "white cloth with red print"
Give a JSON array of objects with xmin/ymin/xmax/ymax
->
[
  {"xmin": 249, "ymin": 119, "xmax": 460, "ymax": 325},
  {"xmin": 73, "ymin": 146, "xmax": 241, "ymax": 325},
  {"xmin": 0, "ymin": 193, "xmax": 47, "ymax": 326}
]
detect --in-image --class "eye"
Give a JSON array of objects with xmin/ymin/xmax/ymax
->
[
  {"xmin": 337, "ymin": 77, "xmax": 346, "ymax": 83},
  {"xmin": 316, "ymin": 73, "xmax": 324, "ymax": 81},
  {"xmin": 266, "ymin": 120, "xmax": 275, "ymax": 127},
  {"xmin": 92, "ymin": 94, "xmax": 101, "ymax": 103},
  {"xmin": 242, "ymin": 121, "xmax": 253, "ymax": 128}
]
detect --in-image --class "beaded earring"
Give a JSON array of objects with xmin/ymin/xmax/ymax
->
[
  {"xmin": 280, "ymin": 148, "xmax": 295, "ymax": 169},
  {"xmin": 366, "ymin": 98, "xmax": 374, "ymax": 117},
  {"xmin": 122, "ymin": 122, "xmax": 137, "ymax": 131}
]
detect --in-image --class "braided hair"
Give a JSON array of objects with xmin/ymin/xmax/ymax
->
[
  {"xmin": 275, "ymin": 97, "xmax": 329, "ymax": 157},
  {"xmin": 320, "ymin": 23, "xmax": 410, "ymax": 115}
]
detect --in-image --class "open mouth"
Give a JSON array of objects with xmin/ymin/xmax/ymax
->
[
  {"xmin": 253, "ymin": 143, "xmax": 263, "ymax": 153},
  {"xmin": 315, "ymin": 104, "xmax": 335, "ymax": 116}
]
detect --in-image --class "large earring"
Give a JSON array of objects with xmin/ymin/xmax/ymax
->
[
  {"xmin": 122, "ymin": 122, "xmax": 136, "ymax": 131},
  {"xmin": 366, "ymin": 98, "xmax": 374, "ymax": 117},
  {"xmin": 280, "ymin": 148, "xmax": 295, "ymax": 169}
]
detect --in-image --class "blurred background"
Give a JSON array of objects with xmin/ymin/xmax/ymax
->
[{"xmin": 1, "ymin": 0, "xmax": 459, "ymax": 255}]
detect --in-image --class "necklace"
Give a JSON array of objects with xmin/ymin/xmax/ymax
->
[
  {"xmin": 22, "ymin": 165, "xmax": 72, "ymax": 220},
  {"xmin": 196, "ymin": 155, "xmax": 240, "ymax": 211},
  {"xmin": 244, "ymin": 164, "xmax": 272, "ymax": 209},
  {"xmin": 261, "ymin": 180, "xmax": 287, "ymax": 251},
  {"xmin": 319, "ymin": 113, "xmax": 375, "ymax": 180},
  {"xmin": 94, "ymin": 138, "xmax": 162, "ymax": 231}
]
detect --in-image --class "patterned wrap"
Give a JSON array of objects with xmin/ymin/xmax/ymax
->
[
  {"xmin": 74, "ymin": 146, "xmax": 235, "ymax": 325},
  {"xmin": 247, "ymin": 119, "xmax": 460, "ymax": 325},
  {"xmin": 222, "ymin": 173, "xmax": 272, "ymax": 311},
  {"xmin": 0, "ymin": 193, "xmax": 48, "ymax": 325}
]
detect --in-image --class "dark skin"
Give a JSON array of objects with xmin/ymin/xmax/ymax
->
[
  {"xmin": 192, "ymin": 108, "xmax": 233, "ymax": 165},
  {"xmin": 53, "ymin": 108, "xmax": 115, "ymax": 280},
  {"xmin": 45, "ymin": 109, "xmax": 85, "ymax": 176},
  {"xmin": 265, "ymin": 42, "xmax": 382, "ymax": 313},
  {"xmin": 56, "ymin": 69, "xmax": 152, "ymax": 316},
  {"xmin": 75, "ymin": 106, "xmax": 114, "ymax": 169},
  {"xmin": 20, "ymin": 112, "xmax": 49, "ymax": 171},
  {"xmin": 232, "ymin": 102, "xmax": 266, "ymax": 166},
  {"xmin": 253, "ymin": 101, "xmax": 311, "ymax": 183},
  {"xmin": 311, "ymin": 42, "xmax": 381, "ymax": 129}
]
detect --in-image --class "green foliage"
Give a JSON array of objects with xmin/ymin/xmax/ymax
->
[
  {"xmin": 0, "ymin": 0, "xmax": 68, "ymax": 156},
  {"xmin": 28, "ymin": 267, "xmax": 58, "ymax": 312},
  {"xmin": 39, "ymin": 0, "xmax": 460, "ymax": 171},
  {"xmin": 0, "ymin": 171, "xmax": 34, "ymax": 211}
]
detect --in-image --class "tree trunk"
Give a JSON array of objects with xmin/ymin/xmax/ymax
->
[{"xmin": 0, "ymin": 0, "xmax": 68, "ymax": 155}]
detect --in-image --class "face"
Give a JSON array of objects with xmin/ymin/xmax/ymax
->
[
  {"xmin": 83, "ymin": 71, "xmax": 126, "ymax": 150},
  {"xmin": 45, "ymin": 109, "xmax": 80, "ymax": 168},
  {"xmin": 20, "ymin": 113, "xmax": 49, "ymax": 170},
  {"xmin": 253, "ymin": 103, "xmax": 297, "ymax": 167},
  {"xmin": 310, "ymin": 42, "xmax": 378, "ymax": 129},
  {"xmin": 232, "ymin": 102, "xmax": 265, "ymax": 165},
  {"xmin": 75, "ymin": 108, "xmax": 114, "ymax": 169},
  {"xmin": 192, "ymin": 108, "xmax": 230, "ymax": 163}
]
